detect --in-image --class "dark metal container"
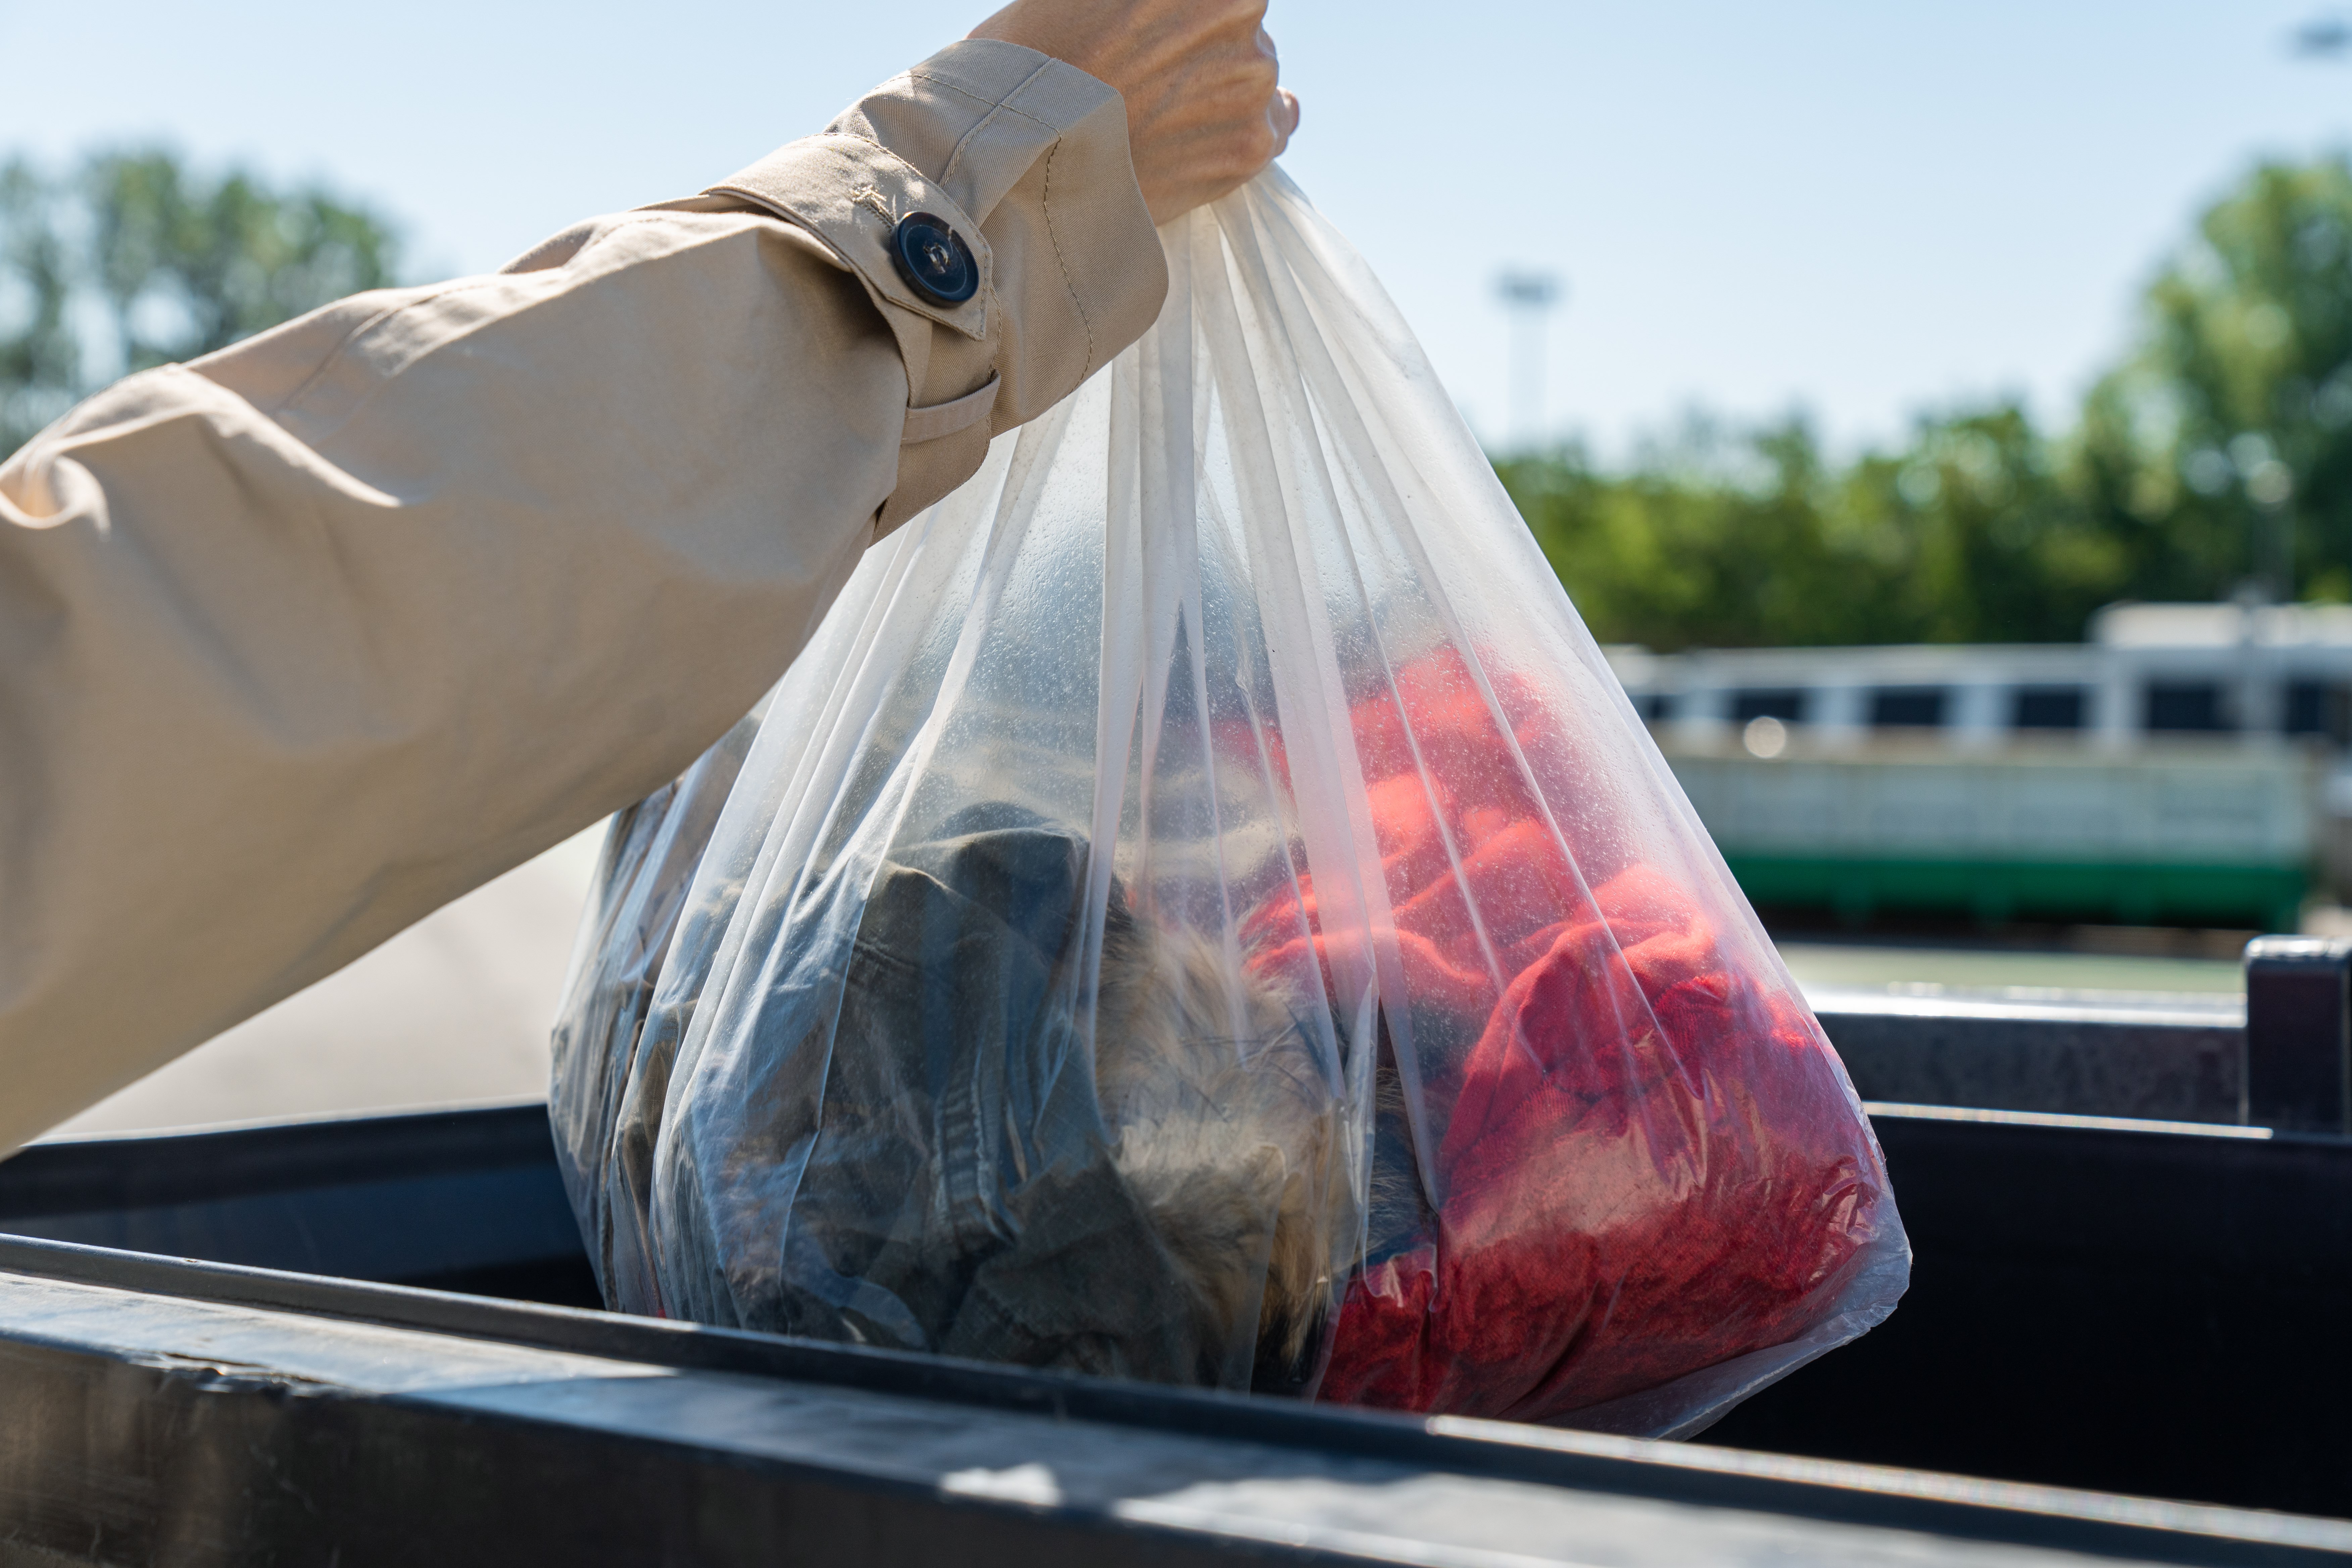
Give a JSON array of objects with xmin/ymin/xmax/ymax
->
[{"xmin": 3, "ymin": 1094, "xmax": 2351, "ymax": 1566}]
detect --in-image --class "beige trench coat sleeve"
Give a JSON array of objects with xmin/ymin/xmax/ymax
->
[{"xmin": 0, "ymin": 40, "xmax": 1169, "ymax": 1158}]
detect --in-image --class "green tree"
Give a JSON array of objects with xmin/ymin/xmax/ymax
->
[
  {"xmin": 1504, "ymin": 153, "xmax": 2352, "ymax": 651},
  {"xmin": 1837, "ymin": 403, "xmax": 2123, "ymax": 645},
  {"xmin": 1501, "ymin": 416, "xmax": 1871, "ymax": 650},
  {"xmin": 2075, "ymin": 157, "xmax": 2352, "ymax": 603},
  {"xmin": 0, "ymin": 161, "xmax": 79, "ymax": 452},
  {"xmin": 1499, "ymin": 403, "xmax": 2123, "ymax": 652},
  {"xmin": 0, "ymin": 149, "xmax": 400, "ymax": 455}
]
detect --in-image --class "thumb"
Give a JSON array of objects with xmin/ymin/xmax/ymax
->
[{"xmin": 1269, "ymin": 87, "xmax": 1302, "ymax": 156}]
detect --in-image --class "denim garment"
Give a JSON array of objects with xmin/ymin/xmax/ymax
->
[{"xmin": 740, "ymin": 820, "xmax": 1215, "ymax": 1383}]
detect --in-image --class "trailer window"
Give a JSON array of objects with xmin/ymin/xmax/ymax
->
[
  {"xmin": 2011, "ymin": 686, "xmax": 2086, "ymax": 730},
  {"xmin": 1868, "ymin": 687, "xmax": 1947, "ymax": 728},
  {"xmin": 1731, "ymin": 688, "xmax": 1807, "ymax": 723},
  {"xmin": 1629, "ymin": 692, "xmax": 1674, "ymax": 722},
  {"xmin": 2285, "ymin": 680, "xmax": 2350, "ymax": 743},
  {"xmin": 2144, "ymin": 682, "xmax": 2232, "ymax": 732}
]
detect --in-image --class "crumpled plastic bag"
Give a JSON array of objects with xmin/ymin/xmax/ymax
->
[{"xmin": 550, "ymin": 169, "xmax": 1908, "ymax": 1437}]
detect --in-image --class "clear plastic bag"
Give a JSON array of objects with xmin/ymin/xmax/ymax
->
[{"xmin": 550, "ymin": 169, "xmax": 1907, "ymax": 1435}]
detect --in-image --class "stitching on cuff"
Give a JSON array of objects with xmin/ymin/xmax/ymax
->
[
  {"xmin": 824, "ymin": 129, "xmax": 893, "ymax": 163},
  {"xmin": 1037, "ymin": 136, "xmax": 1095, "ymax": 379},
  {"xmin": 902, "ymin": 61, "xmax": 1076, "ymax": 135},
  {"xmin": 938, "ymin": 57, "xmax": 1060, "ymax": 191},
  {"xmin": 899, "ymin": 67, "xmax": 1001, "ymax": 111}
]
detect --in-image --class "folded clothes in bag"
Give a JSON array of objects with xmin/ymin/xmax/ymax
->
[
  {"xmin": 1266, "ymin": 650, "xmax": 1894, "ymax": 1426},
  {"xmin": 551, "ymin": 170, "xmax": 1908, "ymax": 1436}
]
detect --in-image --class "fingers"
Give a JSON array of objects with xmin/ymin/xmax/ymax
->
[
  {"xmin": 1223, "ymin": 0, "xmax": 1273, "ymax": 37},
  {"xmin": 984, "ymin": 0, "xmax": 1297, "ymax": 222},
  {"xmin": 1270, "ymin": 87, "xmax": 1301, "ymax": 157},
  {"xmin": 1255, "ymin": 24, "xmax": 1295, "ymax": 159}
]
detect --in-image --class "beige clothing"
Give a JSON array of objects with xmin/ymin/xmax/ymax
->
[{"xmin": 0, "ymin": 41, "xmax": 1169, "ymax": 1158}]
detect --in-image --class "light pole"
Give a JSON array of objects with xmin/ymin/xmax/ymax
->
[{"xmin": 1494, "ymin": 270, "xmax": 1562, "ymax": 451}]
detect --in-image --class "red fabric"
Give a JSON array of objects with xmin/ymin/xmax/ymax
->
[{"xmin": 1248, "ymin": 648, "xmax": 1889, "ymax": 1424}]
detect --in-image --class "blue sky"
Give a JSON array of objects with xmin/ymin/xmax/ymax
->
[{"xmin": 5, "ymin": 1, "xmax": 2349, "ymax": 457}]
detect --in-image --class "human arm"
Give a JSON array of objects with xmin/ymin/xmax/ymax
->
[{"xmin": 0, "ymin": 41, "xmax": 1171, "ymax": 1156}]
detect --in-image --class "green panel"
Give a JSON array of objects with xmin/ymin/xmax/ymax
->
[{"xmin": 1718, "ymin": 853, "xmax": 2306, "ymax": 932}]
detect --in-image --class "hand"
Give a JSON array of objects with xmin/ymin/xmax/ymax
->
[{"xmin": 969, "ymin": 0, "xmax": 1300, "ymax": 225}]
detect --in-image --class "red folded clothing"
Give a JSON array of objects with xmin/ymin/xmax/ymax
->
[{"xmin": 1247, "ymin": 648, "xmax": 1893, "ymax": 1424}]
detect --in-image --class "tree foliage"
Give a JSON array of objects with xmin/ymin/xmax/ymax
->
[
  {"xmin": 1502, "ymin": 154, "xmax": 2352, "ymax": 651},
  {"xmin": 1501, "ymin": 405, "xmax": 2119, "ymax": 649},
  {"xmin": 2079, "ymin": 156, "xmax": 2352, "ymax": 604},
  {"xmin": 0, "ymin": 149, "xmax": 399, "ymax": 454}
]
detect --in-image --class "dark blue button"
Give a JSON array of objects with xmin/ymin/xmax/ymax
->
[{"xmin": 890, "ymin": 212, "xmax": 978, "ymax": 306}]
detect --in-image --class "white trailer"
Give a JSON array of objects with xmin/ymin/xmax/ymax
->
[{"xmin": 1660, "ymin": 737, "xmax": 2314, "ymax": 929}]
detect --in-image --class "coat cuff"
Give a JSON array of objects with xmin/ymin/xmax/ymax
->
[{"xmin": 700, "ymin": 40, "xmax": 1169, "ymax": 534}]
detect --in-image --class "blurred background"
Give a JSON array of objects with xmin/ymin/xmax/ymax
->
[{"xmin": 9, "ymin": 0, "xmax": 2349, "ymax": 1133}]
